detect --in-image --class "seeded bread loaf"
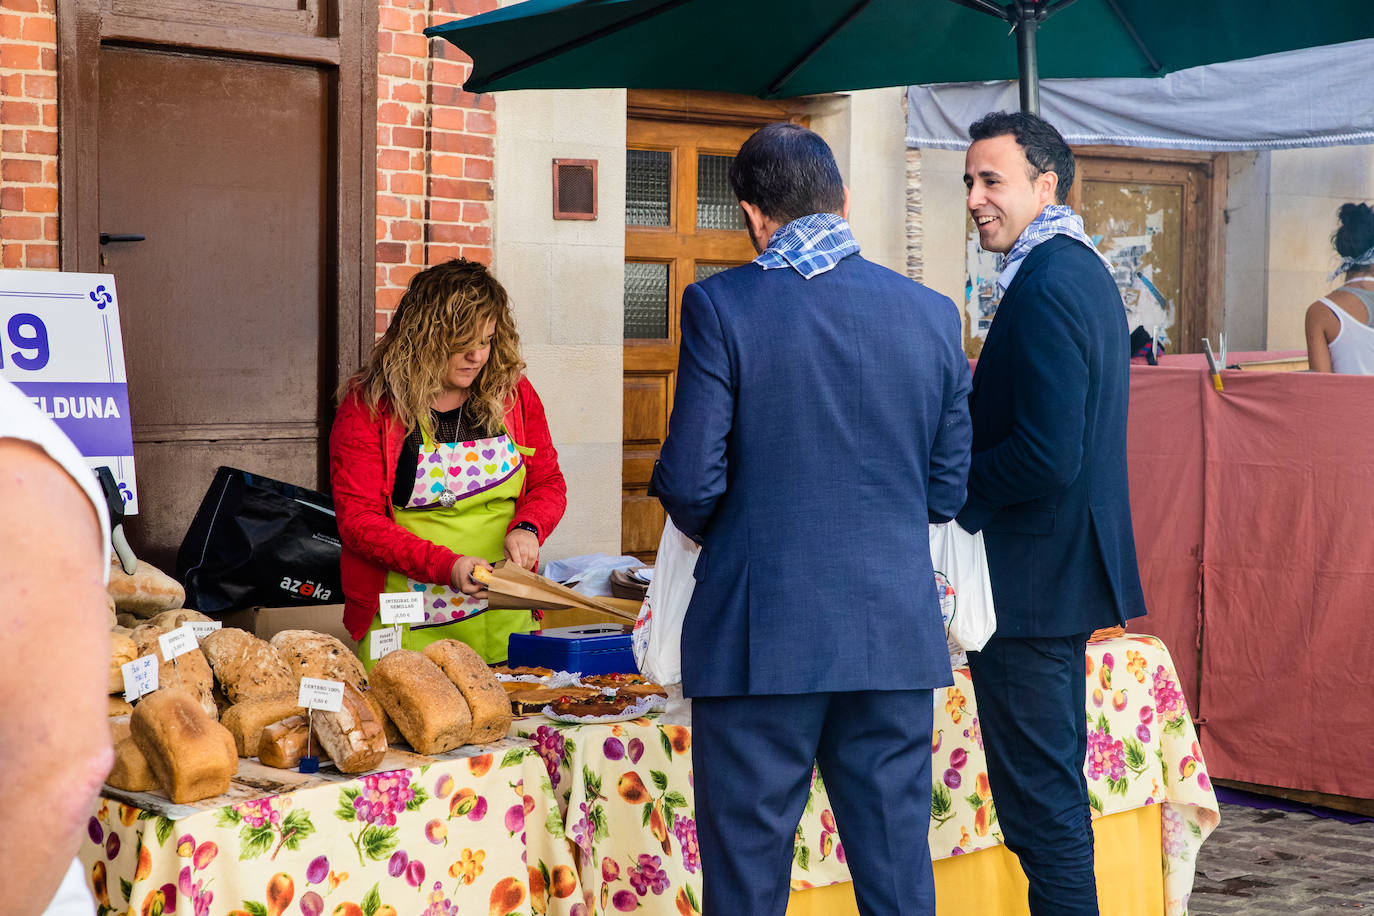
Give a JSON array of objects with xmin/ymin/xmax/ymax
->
[
  {"xmin": 130, "ymin": 688, "xmax": 238, "ymax": 803},
  {"xmin": 310, "ymin": 682, "xmax": 387, "ymax": 773},
  {"xmin": 199, "ymin": 628, "xmax": 296, "ymax": 704},
  {"xmin": 130, "ymin": 624, "xmax": 218, "ymax": 720},
  {"xmin": 422, "ymin": 639, "xmax": 512, "ymax": 743},
  {"xmin": 270, "ymin": 629, "xmax": 367, "ymax": 689},
  {"xmin": 360, "ymin": 686, "xmax": 403, "ymax": 745},
  {"xmin": 221, "ymin": 692, "xmax": 306, "ymax": 758},
  {"xmin": 369, "ymin": 650, "xmax": 472, "ymax": 754}
]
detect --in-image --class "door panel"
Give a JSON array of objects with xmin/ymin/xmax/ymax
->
[
  {"xmin": 98, "ymin": 45, "xmax": 331, "ymax": 567},
  {"xmin": 621, "ymin": 115, "xmax": 760, "ymax": 559}
]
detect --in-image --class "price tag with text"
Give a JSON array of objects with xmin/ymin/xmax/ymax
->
[
  {"xmin": 378, "ymin": 591, "xmax": 424, "ymax": 625},
  {"xmin": 121, "ymin": 655, "xmax": 159, "ymax": 702},
  {"xmin": 158, "ymin": 625, "xmax": 198, "ymax": 661},
  {"xmin": 297, "ymin": 677, "xmax": 344, "ymax": 713},
  {"xmin": 188, "ymin": 620, "xmax": 223, "ymax": 640},
  {"xmin": 370, "ymin": 625, "xmax": 401, "ymax": 660}
]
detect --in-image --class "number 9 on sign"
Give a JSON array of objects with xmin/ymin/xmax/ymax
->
[{"xmin": 0, "ymin": 313, "xmax": 50, "ymax": 371}]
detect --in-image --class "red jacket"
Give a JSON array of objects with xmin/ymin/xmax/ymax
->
[{"xmin": 329, "ymin": 377, "xmax": 568, "ymax": 640}]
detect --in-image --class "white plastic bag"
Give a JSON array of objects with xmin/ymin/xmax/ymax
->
[
  {"xmin": 928, "ymin": 521, "xmax": 997, "ymax": 653},
  {"xmin": 632, "ymin": 517, "xmax": 700, "ymax": 686}
]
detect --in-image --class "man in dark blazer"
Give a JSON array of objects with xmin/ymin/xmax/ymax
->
[
  {"xmin": 957, "ymin": 111, "xmax": 1148, "ymax": 915},
  {"xmin": 651, "ymin": 122, "xmax": 971, "ymax": 916}
]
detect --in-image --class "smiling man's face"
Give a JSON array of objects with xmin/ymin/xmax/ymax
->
[{"xmin": 964, "ymin": 133, "xmax": 1058, "ymax": 254}]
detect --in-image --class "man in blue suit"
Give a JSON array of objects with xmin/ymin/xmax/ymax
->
[
  {"xmin": 957, "ymin": 111, "xmax": 1148, "ymax": 915},
  {"xmin": 651, "ymin": 122, "xmax": 971, "ymax": 916}
]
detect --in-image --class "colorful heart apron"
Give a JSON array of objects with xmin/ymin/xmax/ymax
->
[{"xmin": 357, "ymin": 427, "xmax": 536, "ymax": 668}]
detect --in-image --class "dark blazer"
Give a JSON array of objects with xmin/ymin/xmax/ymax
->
[
  {"xmin": 957, "ymin": 234, "xmax": 1147, "ymax": 637},
  {"xmin": 651, "ymin": 254, "xmax": 972, "ymax": 698}
]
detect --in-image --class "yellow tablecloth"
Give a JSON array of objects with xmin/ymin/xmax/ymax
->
[
  {"xmin": 512, "ymin": 634, "xmax": 1218, "ymax": 916},
  {"xmin": 79, "ymin": 740, "xmax": 577, "ymax": 916},
  {"xmin": 80, "ymin": 634, "xmax": 1215, "ymax": 916}
]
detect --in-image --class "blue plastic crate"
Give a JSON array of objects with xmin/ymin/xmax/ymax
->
[{"xmin": 506, "ymin": 624, "xmax": 638, "ymax": 676}]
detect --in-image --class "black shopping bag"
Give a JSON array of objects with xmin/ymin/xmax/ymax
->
[{"xmin": 176, "ymin": 466, "xmax": 343, "ymax": 613}]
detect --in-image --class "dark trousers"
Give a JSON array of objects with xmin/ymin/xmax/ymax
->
[
  {"xmin": 692, "ymin": 689, "xmax": 936, "ymax": 916},
  {"xmin": 967, "ymin": 633, "xmax": 1098, "ymax": 916}
]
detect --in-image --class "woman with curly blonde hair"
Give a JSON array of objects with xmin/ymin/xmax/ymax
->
[{"xmin": 330, "ymin": 259, "xmax": 567, "ymax": 665}]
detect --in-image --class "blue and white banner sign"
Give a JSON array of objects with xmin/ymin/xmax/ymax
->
[{"xmin": 0, "ymin": 270, "xmax": 138, "ymax": 512}]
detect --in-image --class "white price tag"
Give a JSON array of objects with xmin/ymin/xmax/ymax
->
[
  {"xmin": 188, "ymin": 620, "xmax": 222, "ymax": 640},
  {"xmin": 297, "ymin": 677, "xmax": 344, "ymax": 713},
  {"xmin": 370, "ymin": 625, "xmax": 401, "ymax": 660},
  {"xmin": 158, "ymin": 625, "xmax": 198, "ymax": 661},
  {"xmin": 378, "ymin": 591, "xmax": 425, "ymax": 625},
  {"xmin": 121, "ymin": 655, "xmax": 159, "ymax": 702}
]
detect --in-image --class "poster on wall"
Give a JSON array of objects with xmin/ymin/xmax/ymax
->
[{"xmin": 0, "ymin": 270, "xmax": 138, "ymax": 512}]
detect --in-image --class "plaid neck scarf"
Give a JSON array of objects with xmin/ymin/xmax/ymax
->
[
  {"xmin": 754, "ymin": 212, "xmax": 861, "ymax": 279},
  {"xmin": 998, "ymin": 204, "xmax": 1113, "ymax": 289}
]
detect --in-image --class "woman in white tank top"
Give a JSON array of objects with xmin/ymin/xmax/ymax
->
[{"xmin": 1306, "ymin": 202, "xmax": 1374, "ymax": 374}]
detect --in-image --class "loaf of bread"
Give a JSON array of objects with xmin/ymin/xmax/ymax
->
[
  {"xmin": 369, "ymin": 650, "xmax": 472, "ymax": 754},
  {"xmin": 270, "ymin": 630, "xmax": 367, "ymax": 688},
  {"xmin": 107, "ymin": 556, "xmax": 185, "ymax": 618},
  {"xmin": 310, "ymin": 683, "xmax": 387, "ymax": 773},
  {"xmin": 199, "ymin": 628, "xmax": 296, "ymax": 704},
  {"xmin": 107, "ymin": 593, "xmax": 117, "ymax": 628},
  {"xmin": 130, "ymin": 624, "xmax": 217, "ymax": 720},
  {"xmin": 106, "ymin": 736, "xmax": 157, "ymax": 792},
  {"xmin": 422, "ymin": 640, "xmax": 512, "ymax": 743},
  {"xmin": 130, "ymin": 688, "xmax": 237, "ymax": 803},
  {"xmin": 360, "ymin": 687, "xmax": 403, "ymax": 745},
  {"xmin": 147, "ymin": 608, "xmax": 212, "ymax": 632},
  {"xmin": 108, "ymin": 696, "xmax": 133, "ymax": 717},
  {"xmin": 109, "ymin": 632, "xmax": 137, "ymax": 694},
  {"xmin": 221, "ymin": 692, "xmax": 306, "ymax": 758},
  {"xmin": 257, "ymin": 716, "xmax": 331, "ymax": 769}
]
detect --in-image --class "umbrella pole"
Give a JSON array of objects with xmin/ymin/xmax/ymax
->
[{"xmin": 1014, "ymin": 0, "xmax": 1040, "ymax": 114}]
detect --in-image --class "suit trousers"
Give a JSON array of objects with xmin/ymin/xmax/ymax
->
[
  {"xmin": 692, "ymin": 689, "xmax": 936, "ymax": 916},
  {"xmin": 968, "ymin": 633, "xmax": 1097, "ymax": 916}
]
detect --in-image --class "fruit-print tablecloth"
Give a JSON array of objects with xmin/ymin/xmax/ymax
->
[
  {"xmin": 511, "ymin": 634, "xmax": 1219, "ymax": 916},
  {"xmin": 80, "ymin": 739, "xmax": 577, "ymax": 916}
]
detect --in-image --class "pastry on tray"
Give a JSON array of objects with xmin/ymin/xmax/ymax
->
[
  {"xmin": 507, "ymin": 685, "xmax": 598, "ymax": 716},
  {"xmin": 548, "ymin": 693, "xmax": 638, "ymax": 718},
  {"xmin": 491, "ymin": 665, "xmax": 554, "ymax": 678}
]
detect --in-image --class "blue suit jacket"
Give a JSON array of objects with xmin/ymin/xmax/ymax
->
[
  {"xmin": 651, "ymin": 254, "xmax": 972, "ymax": 698},
  {"xmin": 957, "ymin": 234, "xmax": 1147, "ymax": 637}
]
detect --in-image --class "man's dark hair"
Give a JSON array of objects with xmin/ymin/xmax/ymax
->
[
  {"xmin": 728, "ymin": 122, "xmax": 845, "ymax": 224},
  {"xmin": 968, "ymin": 111, "xmax": 1075, "ymax": 205}
]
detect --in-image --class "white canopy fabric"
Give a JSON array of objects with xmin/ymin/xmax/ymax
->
[{"xmin": 906, "ymin": 38, "xmax": 1374, "ymax": 151}]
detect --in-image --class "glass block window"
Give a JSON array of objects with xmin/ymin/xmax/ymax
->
[
  {"xmin": 697, "ymin": 154, "xmax": 744, "ymax": 230},
  {"xmin": 695, "ymin": 263, "xmax": 733, "ymax": 283},
  {"xmin": 624, "ymin": 261, "xmax": 670, "ymax": 339},
  {"xmin": 626, "ymin": 150, "xmax": 671, "ymax": 227}
]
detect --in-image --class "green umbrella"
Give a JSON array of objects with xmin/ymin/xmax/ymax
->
[{"xmin": 426, "ymin": 0, "xmax": 1373, "ymax": 113}]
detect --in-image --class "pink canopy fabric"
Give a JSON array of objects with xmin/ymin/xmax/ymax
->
[{"xmin": 1128, "ymin": 362, "xmax": 1374, "ymax": 798}]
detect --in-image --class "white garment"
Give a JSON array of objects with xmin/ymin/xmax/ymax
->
[
  {"xmin": 1, "ymin": 378, "xmax": 111, "ymax": 916},
  {"xmin": 1319, "ymin": 286, "xmax": 1374, "ymax": 376}
]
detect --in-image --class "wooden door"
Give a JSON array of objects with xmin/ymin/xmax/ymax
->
[
  {"xmin": 60, "ymin": 0, "xmax": 373, "ymax": 569},
  {"xmin": 621, "ymin": 118, "xmax": 758, "ymax": 559},
  {"xmin": 1070, "ymin": 149, "xmax": 1226, "ymax": 355}
]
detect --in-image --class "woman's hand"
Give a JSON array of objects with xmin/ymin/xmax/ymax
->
[
  {"xmin": 450, "ymin": 555, "xmax": 492, "ymax": 597},
  {"xmin": 504, "ymin": 527, "xmax": 540, "ymax": 570}
]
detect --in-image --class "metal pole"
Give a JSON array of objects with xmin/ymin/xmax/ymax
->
[{"xmin": 1015, "ymin": 0, "xmax": 1040, "ymax": 114}]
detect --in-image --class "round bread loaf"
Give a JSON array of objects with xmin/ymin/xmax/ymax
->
[
  {"xmin": 146, "ymin": 608, "xmax": 212, "ymax": 632},
  {"xmin": 199, "ymin": 627, "xmax": 297, "ymax": 704},
  {"xmin": 270, "ymin": 629, "xmax": 367, "ymax": 689},
  {"xmin": 422, "ymin": 639, "xmax": 512, "ymax": 744},
  {"xmin": 107, "ymin": 556, "xmax": 185, "ymax": 618},
  {"xmin": 130, "ymin": 624, "xmax": 217, "ymax": 720}
]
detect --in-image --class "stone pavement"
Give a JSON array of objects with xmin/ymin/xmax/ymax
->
[{"xmin": 1189, "ymin": 801, "xmax": 1374, "ymax": 913}]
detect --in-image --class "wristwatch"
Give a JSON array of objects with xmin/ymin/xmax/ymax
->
[{"xmin": 512, "ymin": 521, "xmax": 539, "ymax": 538}]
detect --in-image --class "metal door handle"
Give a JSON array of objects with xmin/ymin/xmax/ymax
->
[{"xmin": 99, "ymin": 233, "xmax": 146, "ymax": 244}]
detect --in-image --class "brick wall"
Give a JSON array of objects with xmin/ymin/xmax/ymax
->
[
  {"xmin": 0, "ymin": 0, "xmax": 58, "ymax": 271},
  {"xmin": 374, "ymin": 0, "xmax": 497, "ymax": 337},
  {"xmin": 0, "ymin": 0, "xmax": 495, "ymax": 331}
]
